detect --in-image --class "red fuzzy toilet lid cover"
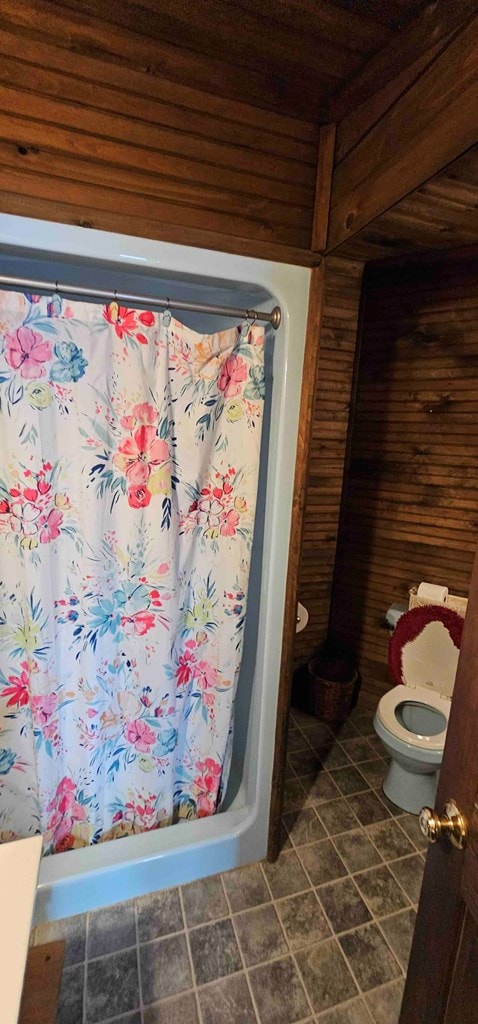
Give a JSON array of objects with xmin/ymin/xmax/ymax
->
[{"xmin": 389, "ymin": 605, "xmax": 464, "ymax": 698}]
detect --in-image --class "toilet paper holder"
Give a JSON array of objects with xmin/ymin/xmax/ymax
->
[
  {"xmin": 409, "ymin": 585, "xmax": 468, "ymax": 618},
  {"xmin": 296, "ymin": 602, "xmax": 309, "ymax": 633}
]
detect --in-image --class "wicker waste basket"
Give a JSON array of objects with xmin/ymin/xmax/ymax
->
[{"xmin": 306, "ymin": 651, "xmax": 358, "ymax": 723}]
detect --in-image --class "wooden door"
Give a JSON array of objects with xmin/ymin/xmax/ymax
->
[{"xmin": 400, "ymin": 546, "xmax": 478, "ymax": 1023}]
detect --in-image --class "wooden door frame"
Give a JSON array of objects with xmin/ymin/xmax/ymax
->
[
  {"xmin": 267, "ymin": 124, "xmax": 336, "ymax": 861},
  {"xmin": 267, "ymin": 258, "xmax": 326, "ymax": 859}
]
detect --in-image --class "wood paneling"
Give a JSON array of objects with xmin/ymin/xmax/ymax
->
[
  {"xmin": 329, "ymin": 254, "xmax": 478, "ymax": 707},
  {"xmin": 0, "ymin": 0, "xmax": 470, "ymax": 261},
  {"xmin": 268, "ymin": 263, "xmax": 327, "ymax": 859},
  {"xmin": 329, "ymin": 0, "xmax": 477, "ymax": 142},
  {"xmin": 312, "ymin": 125, "xmax": 337, "ymax": 253},
  {"xmin": 328, "ymin": 0, "xmax": 432, "ymax": 27},
  {"xmin": 295, "ymin": 256, "xmax": 364, "ymax": 663},
  {"xmin": 328, "ymin": 14, "xmax": 478, "ymax": 251},
  {"xmin": 330, "ymin": 145, "xmax": 478, "ymax": 262},
  {"xmin": 19, "ymin": 941, "xmax": 64, "ymax": 1024},
  {"xmin": 8, "ymin": 0, "xmax": 429, "ymax": 123},
  {"xmin": 0, "ymin": 3, "xmax": 322, "ymax": 263}
]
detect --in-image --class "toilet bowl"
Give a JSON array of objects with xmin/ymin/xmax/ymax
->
[{"xmin": 373, "ymin": 605, "xmax": 463, "ymax": 814}]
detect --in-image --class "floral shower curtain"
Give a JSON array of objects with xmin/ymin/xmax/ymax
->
[{"xmin": 0, "ymin": 289, "xmax": 265, "ymax": 853}]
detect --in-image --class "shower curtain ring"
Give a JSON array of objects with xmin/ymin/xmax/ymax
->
[
  {"xmin": 241, "ymin": 309, "xmax": 255, "ymax": 339},
  {"xmin": 163, "ymin": 297, "xmax": 171, "ymax": 327},
  {"xmin": 49, "ymin": 280, "xmax": 62, "ymax": 316},
  {"xmin": 111, "ymin": 289, "xmax": 120, "ymax": 323}
]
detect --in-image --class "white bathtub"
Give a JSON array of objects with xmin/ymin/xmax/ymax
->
[{"xmin": 0, "ymin": 214, "xmax": 310, "ymax": 922}]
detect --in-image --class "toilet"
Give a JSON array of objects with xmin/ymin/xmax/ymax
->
[{"xmin": 373, "ymin": 604, "xmax": 464, "ymax": 814}]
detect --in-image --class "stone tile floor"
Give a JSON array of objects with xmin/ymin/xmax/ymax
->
[{"xmin": 31, "ymin": 704, "xmax": 427, "ymax": 1024}]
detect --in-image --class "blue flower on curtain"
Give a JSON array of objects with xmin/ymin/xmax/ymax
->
[
  {"xmin": 50, "ymin": 341, "xmax": 88, "ymax": 383},
  {"xmin": 0, "ymin": 749, "xmax": 16, "ymax": 775}
]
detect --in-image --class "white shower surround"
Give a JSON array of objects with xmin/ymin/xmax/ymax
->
[{"xmin": 0, "ymin": 214, "xmax": 310, "ymax": 923}]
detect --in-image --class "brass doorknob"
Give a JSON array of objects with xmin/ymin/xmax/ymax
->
[{"xmin": 419, "ymin": 799, "xmax": 467, "ymax": 849}]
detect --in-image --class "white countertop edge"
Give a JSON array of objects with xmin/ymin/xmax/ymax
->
[{"xmin": 0, "ymin": 835, "xmax": 43, "ymax": 1024}]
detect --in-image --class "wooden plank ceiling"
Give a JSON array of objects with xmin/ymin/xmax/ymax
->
[
  {"xmin": 34, "ymin": 0, "xmax": 430, "ymax": 122},
  {"xmin": 331, "ymin": 144, "xmax": 478, "ymax": 261}
]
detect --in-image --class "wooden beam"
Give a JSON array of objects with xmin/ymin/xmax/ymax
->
[
  {"xmin": 328, "ymin": 0, "xmax": 477, "ymax": 134},
  {"xmin": 0, "ymin": 189, "xmax": 318, "ymax": 267},
  {"xmin": 327, "ymin": 14, "xmax": 478, "ymax": 251},
  {"xmin": 268, "ymin": 111, "xmax": 341, "ymax": 858},
  {"xmin": 311, "ymin": 125, "xmax": 336, "ymax": 252},
  {"xmin": 267, "ymin": 260, "xmax": 326, "ymax": 861},
  {"xmin": 333, "ymin": 42, "xmax": 446, "ymax": 168}
]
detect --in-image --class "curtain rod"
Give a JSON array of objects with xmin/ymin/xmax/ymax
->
[{"xmin": 0, "ymin": 273, "xmax": 282, "ymax": 329}]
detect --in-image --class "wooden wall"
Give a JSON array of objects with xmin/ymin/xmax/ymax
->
[
  {"xmin": 295, "ymin": 255, "xmax": 364, "ymax": 661},
  {"xmin": 0, "ymin": 0, "xmax": 320, "ymax": 263},
  {"xmin": 329, "ymin": 251, "xmax": 478, "ymax": 708},
  {"xmin": 332, "ymin": 145, "xmax": 478, "ymax": 262},
  {"xmin": 327, "ymin": 9, "xmax": 478, "ymax": 251}
]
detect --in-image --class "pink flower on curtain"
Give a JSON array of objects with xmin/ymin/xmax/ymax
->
[
  {"xmin": 43, "ymin": 721, "xmax": 58, "ymax": 741},
  {"xmin": 5, "ymin": 326, "xmax": 52, "ymax": 379},
  {"xmin": 56, "ymin": 777, "xmax": 79, "ymax": 814},
  {"xmin": 120, "ymin": 402, "xmax": 157, "ymax": 431},
  {"xmin": 114, "ymin": 426, "xmax": 169, "ymax": 486},
  {"xmin": 103, "ymin": 306, "xmax": 154, "ymax": 345},
  {"xmin": 138, "ymin": 311, "xmax": 155, "ymax": 327},
  {"xmin": 1, "ymin": 470, "xmax": 72, "ymax": 552},
  {"xmin": 194, "ymin": 757, "xmax": 222, "ymax": 817},
  {"xmin": 219, "ymin": 509, "xmax": 240, "ymax": 536},
  {"xmin": 125, "ymin": 719, "xmax": 156, "ymax": 752},
  {"xmin": 136, "ymin": 310, "xmax": 155, "ymax": 345},
  {"xmin": 45, "ymin": 778, "xmax": 88, "ymax": 851},
  {"xmin": 176, "ymin": 648, "xmax": 197, "ymax": 685},
  {"xmin": 127, "ymin": 484, "xmax": 152, "ymax": 509},
  {"xmin": 104, "ymin": 305, "xmax": 138, "ymax": 340},
  {"xmin": 218, "ymin": 354, "xmax": 247, "ymax": 398},
  {"xmin": 124, "ymin": 794, "xmax": 157, "ymax": 828},
  {"xmin": 39, "ymin": 508, "xmax": 63, "ymax": 543},
  {"xmin": 194, "ymin": 661, "xmax": 218, "ymax": 689},
  {"xmin": 31, "ymin": 693, "xmax": 57, "ymax": 726},
  {"xmin": 121, "ymin": 611, "xmax": 155, "ymax": 636},
  {"xmin": 180, "ymin": 468, "xmax": 248, "ymax": 544}
]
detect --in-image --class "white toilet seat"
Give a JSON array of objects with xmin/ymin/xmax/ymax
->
[{"xmin": 376, "ymin": 684, "xmax": 449, "ymax": 752}]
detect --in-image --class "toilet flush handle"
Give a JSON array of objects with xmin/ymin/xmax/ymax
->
[{"xmin": 418, "ymin": 799, "xmax": 467, "ymax": 849}]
